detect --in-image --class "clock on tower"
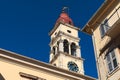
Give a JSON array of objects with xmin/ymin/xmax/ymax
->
[{"xmin": 67, "ymin": 61, "xmax": 79, "ymax": 72}]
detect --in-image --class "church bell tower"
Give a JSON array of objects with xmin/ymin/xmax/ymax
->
[{"xmin": 49, "ymin": 7, "xmax": 84, "ymax": 74}]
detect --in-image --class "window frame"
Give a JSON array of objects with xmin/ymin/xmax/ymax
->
[
  {"xmin": 63, "ymin": 39, "xmax": 69, "ymax": 54},
  {"xmin": 71, "ymin": 43, "xmax": 76, "ymax": 56},
  {"xmin": 100, "ymin": 19, "xmax": 110, "ymax": 38},
  {"xmin": 106, "ymin": 49, "xmax": 118, "ymax": 73},
  {"xmin": 53, "ymin": 47, "xmax": 56, "ymax": 55},
  {"xmin": 67, "ymin": 30, "xmax": 71, "ymax": 33}
]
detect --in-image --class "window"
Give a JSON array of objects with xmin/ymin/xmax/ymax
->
[
  {"xmin": 53, "ymin": 63, "xmax": 56, "ymax": 66},
  {"xmin": 55, "ymin": 32, "xmax": 57, "ymax": 35},
  {"xmin": 67, "ymin": 30, "xmax": 71, "ymax": 33},
  {"xmin": 53, "ymin": 47, "xmax": 55, "ymax": 55},
  {"xmin": 71, "ymin": 43, "xmax": 76, "ymax": 56},
  {"xmin": 100, "ymin": 19, "xmax": 109, "ymax": 38},
  {"xmin": 57, "ymin": 41, "xmax": 59, "ymax": 52},
  {"xmin": 63, "ymin": 39, "xmax": 69, "ymax": 54},
  {"xmin": 106, "ymin": 50, "xmax": 118, "ymax": 73}
]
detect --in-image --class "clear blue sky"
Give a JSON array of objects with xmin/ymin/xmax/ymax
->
[{"xmin": 0, "ymin": 0, "xmax": 104, "ymax": 78}]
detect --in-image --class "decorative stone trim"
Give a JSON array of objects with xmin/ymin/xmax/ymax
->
[
  {"xmin": 50, "ymin": 51, "xmax": 84, "ymax": 64},
  {"xmin": 76, "ymin": 45, "xmax": 80, "ymax": 49},
  {"xmin": 19, "ymin": 72, "xmax": 46, "ymax": 80},
  {"xmin": 49, "ymin": 21, "xmax": 80, "ymax": 36},
  {"xmin": 107, "ymin": 66, "xmax": 120, "ymax": 78},
  {"xmin": 59, "ymin": 39, "xmax": 64, "ymax": 43},
  {"xmin": 59, "ymin": 31, "xmax": 80, "ymax": 41},
  {"xmin": 50, "ymin": 31, "xmax": 80, "ymax": 46}
]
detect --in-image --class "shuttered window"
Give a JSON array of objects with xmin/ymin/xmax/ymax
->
[
  {"xmin": 106, "ymin": 49, "xmax": 118, "ymax": 73},
  {"xmin": 100, "ymin": 19, "xmax": 109, "ymax": 38}
]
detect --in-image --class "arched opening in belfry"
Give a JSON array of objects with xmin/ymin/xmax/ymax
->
[
  {"xmin": 53, "ymin": 47, "xmax": 55, "ymax": 55},
  {"xmin": 71, "ymin": 43, "xmax": 76, "ymax": 56},
  {"xmin": 57, "ymin": 41, "xmax": 59, "ymax": 52},
  {"xmin": 63, "ymin": 39, "xmax": 69, "ymax": 54}
]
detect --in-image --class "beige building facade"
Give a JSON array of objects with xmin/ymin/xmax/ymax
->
[
  {"xmin": 82, "ymin": 0, "xmax": 120, "ymax": 80},
  {"xmin": 0, "ymin": 9, "xmax": 95, "ymax": 80},
  {"xmin": 0, "ymin": 48, "xmax": 95, "ymax": 80}
]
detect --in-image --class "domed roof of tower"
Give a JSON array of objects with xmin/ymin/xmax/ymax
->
[{"xmin": 55, "ymin": 8, "xmax": 74, "ymax": 26}]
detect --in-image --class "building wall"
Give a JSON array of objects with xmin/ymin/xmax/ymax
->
[
  {"xmin": 92, "ymin": 2, "xmax": 120, "ymax": 80},
  {"xmin": 0, "ymin": 59, "xmax": 63, "ymax": 80},
  {"xmin": 107, "ymin": 3, "xmax": 120, "ymax": 27},
  {"xmin": 52, "ymin": 53, "xmax": 84, "ymax": 74},
  {"xmin": 51, "ymin": 24, "xmax": 78, "ymax": 39},
  {"xmin": 0, "ymin": 56, "xmax": 82, "ymax": 80}
]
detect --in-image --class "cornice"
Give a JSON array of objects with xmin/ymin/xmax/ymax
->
[
  {"xmin": 50, "ymin": 51, "xmax": 84, "ymax": 64},
  {"xmin": 49, "ymin": 31, "xmax": 80, "ymax": 46},
  {"xmin": 0, "ymin": 48, "xmax": 95, "ymax": 80},
  {"xmin": 60, "ymin": 31, "xmax": 80, "ymax": 41},
  {"xmin": 49, "ymin": 21, "xmax": 80, "ymax": 36},
  {"xmin": 82, "ymin": 0, "xmax": 119, "ymax": 35}
]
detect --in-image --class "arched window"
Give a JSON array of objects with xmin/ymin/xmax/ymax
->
[
  {"xmin": 63, "ymin": 39, "xmax": 69, "ymax": 54},
  {"xmin": 57, "ymin": 41, "xmax": 59, "ymax": 52},
  {"xmin": 71, "ymin": 43, "xmax": 76, "ymax": 56},
  {"xmin": 53, "ymin": 47, "xmax": 55, "ymax": 55}
]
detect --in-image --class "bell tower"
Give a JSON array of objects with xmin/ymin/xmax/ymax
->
[{"xmin": 49, "ymin": 7, "xmax": 84, "ymax": 74}]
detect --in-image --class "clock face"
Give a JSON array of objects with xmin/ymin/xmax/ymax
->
[{"xmin": 67, "ymin": 61, "xmax": 79, "ymax": 72}]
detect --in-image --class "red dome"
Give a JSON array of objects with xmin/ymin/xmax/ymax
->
[{"xmin": 56, "ymin": 12, "xmax": 74, "ymax": 25}]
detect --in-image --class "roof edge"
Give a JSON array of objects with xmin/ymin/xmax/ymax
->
[
  {"xmin": 82, "ymin": 0, "xmax": 117, "ymax": 35},
  {"xmin": 0, "ymin": 48, "xmax": 96, "ymax": 80}
]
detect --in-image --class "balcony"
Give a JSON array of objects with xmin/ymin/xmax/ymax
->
[
  {"xmin": 100, "ymin": 7, "xmax": 120, "ymax": 54},
  {"xmin": 106, "ymin": 18, "xmax": 120, "ymax": 38},
  {"xmin": 106, "ymin": 7, "xmax": 120, "ymax": 39}
]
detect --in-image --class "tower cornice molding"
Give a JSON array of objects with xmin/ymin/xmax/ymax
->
[
  {"xmin": 49, "ymin": 31, "xmax": 80, "ymax": 46},
  {"xmin": 59, "ymin": 39, "xmax": 64, "ymax": 43},
  {"xmin": 50, "ymin": 51, "xmax": 84, "ymax": 64},
  {"xmin": 49, "ymin": 21, "xmax": 80, "ymax": 36},
  {"xmin": 76, "ymin": 45, "xmax": 80, "ymax": 49},
  {"xmin": 59, "ymin": 31, "xmax": 80, "ymax": 42}
]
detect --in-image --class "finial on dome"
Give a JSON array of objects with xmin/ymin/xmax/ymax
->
[
  {"xmin": 62, "ymin": 7, "xmax": 69, "ymax": 13},
  {"xmin": 55, "ymin": 7, "xmax": 74, "ymax": 26}
]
